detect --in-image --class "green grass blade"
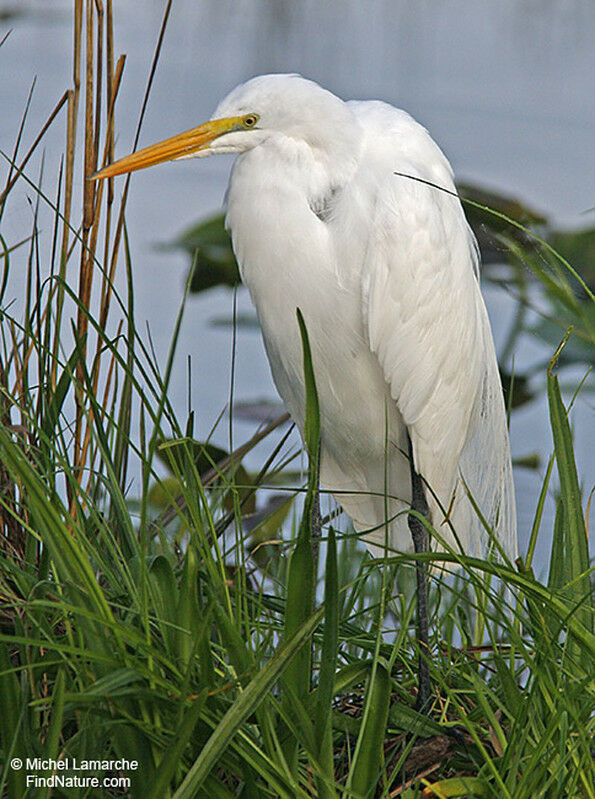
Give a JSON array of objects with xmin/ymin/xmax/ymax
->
[
  {"xmin": 279, "ymin": 310, "xmax": 321, "ymax": 767},
  {"xmin": 0, "ymin": 643, "xmax": 26, "ymax": 798},
  {"xmin": 173, "ymin": 608, "xmax": 323, "ymax": 798},
  {"xmin": 0, "ymin": 427, "xmax": 116, "ymax": 630},
  {"xmin": 175, "ymin": 543, "xmax": 200, "ymax": 667},
  {"xmin": 43, "ymin": 665, "xmax": 66, "ymax": 764},
  {"xmin": 148, "ymin": 554, "xmax": 179, "ymax": 655},
  {"xmin": 315, "ymin": 526, "xmax": 339, "ymax": 797},
  {"xmin": 547, "ymin": 351, "xmax": 593, "ymax": 667},
  {"xmin": 296, "ymin": 308, "xmax": 321, "ymax": 465},
  {"xmin": 344, "ymin": 660, "xmax": 390, "ymax": 798},
  {"xmin": 147, "ymin": 692, "xmax": 208, "ymax": 799},
  {"xmin": 525, "ymin": 454, "xmax": 554, "ymax": 570},
  {"xmin": 283, "ymin": 532, "xmax": 315, "ymax": 700},
  {"xmin": 548, "ymin": 498, "xmax": 566, "ymax": 593},
  {"xmin": 112, "ymin": 226, "xmax": 136, "ymax": 493},
  {"xmin": 40, "ymin": 347, "xmax": 79, "ymax": 443},
  {"xmin": 422, "ymin": 776, "xmax": 490, "ymax": 797}
]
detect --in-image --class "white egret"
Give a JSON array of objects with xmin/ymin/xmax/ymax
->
[{"xmin": 93, "ymin": 74, "xmax": 517, "ymax": 709}]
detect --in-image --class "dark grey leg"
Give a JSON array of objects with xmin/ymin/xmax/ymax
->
[{"xmin": 407, "ymin": 433, "xmax": 432, "ymax": 713}]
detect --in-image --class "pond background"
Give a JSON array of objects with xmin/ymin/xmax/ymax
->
[{"xmin": 1, "ymin": 0, "xmax": 593, "ymax": 571}]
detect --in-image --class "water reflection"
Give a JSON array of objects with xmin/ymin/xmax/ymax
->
[{"xmin": 1, "ymin": 0, "xmax": 593, "ymax": 570}]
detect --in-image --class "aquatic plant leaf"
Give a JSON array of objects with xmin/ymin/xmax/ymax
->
[
  {"xmin": 457, "ymin": 182, "xmax": 547, "ymax": 264},
  {"xmin": 422, "ymin": 775, "xmax": 489, "ymax": 797},
  {"xmin": 166, "ymin": 213, "xmax": 240, "ymax": 293},
  {"xmin": 549, "ymin": 226, "xmax": 595, "ymax": 293},
  {"xmin": 156, "ymin": 438, "xmax": 256, "ymax": 513},
  {"xmin": 530, "ymin": 307, "xmax": 595, "ymax": 367},
  {"xmin": 209, "ymin": 312, "xmax": 259, "ymax": 329}
]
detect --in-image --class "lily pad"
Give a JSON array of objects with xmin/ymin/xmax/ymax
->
[
  {"xmin": 457, "ymin": 182, "xmax": 547, "ymax": 265},
  {"xmin": 529, "ymin": 312, "xmax": 594, "ymax": 368},
  {"xmin": 232, "ymin": 399, "xmax": 288, "ymax": 424},
  {"xmin": 499, "ymin": 368, "xmax": 535, "ymax": 410},
  {"xmin": 548, "ymin": 226, "xmax": 595, "ymax": 293},
  {"xmin": 156, "ymin": 439, "xmax": 256, "ymax": 514},
  {"xmin": 167, "ymin": 213, "xmax": 240, "ymax": 293},
  {"xmin": 209, "ymin": 312, "xmax": 259, "ymax": 329}
]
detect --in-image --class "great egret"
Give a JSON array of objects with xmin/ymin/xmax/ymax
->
[{"xmin": 93, "ymin": 74, "xmax": 517, "ymax": 709}]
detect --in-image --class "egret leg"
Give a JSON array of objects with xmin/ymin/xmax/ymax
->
[{"xmin": 407, "ymin": 434, "xmax": 432, "ymax": 713}]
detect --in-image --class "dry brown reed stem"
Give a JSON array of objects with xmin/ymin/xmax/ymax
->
[
  {"xmin": 82, "ymin": 0, "xmax": 95, "ymax": 234},
  {"xmin": 97, "ymin": 55, "xmax": 125, "ymax": 332},
  {"xmin": 75, "ymin": 0, "xmax": 113, "ymax": 482},
  {"xmin": 98, "ymin": 0, "xmax": 115, "ymax": 292},
  {"xmin": 0, "ymin": 362, "xmax": 21, "ymax": 549},
  {"xmin": 60, "ymin": 0, "xmax": 83, "ymax": 264},
  {"xmin": 54, "ymin": 0, "xmax": 83, "ymax": 392},
  {"xmin": 59, "ymin": 88, "xmax": 76, "ymax": 271},
  {"xmin": 77, "ymin": 180, "xmax": 107, "ymax": 483},
  {"xmin": 77, "ymin": 0, "xmax": 173, "ymax": 496},
  {"xmin": 105, "ymin": 0, "xmax": 114, "ymax": 210},
  {"xmin": 93, "ymin": 0, "xmax": 104, "ymax": 187},
  {"xmin": 84, "ymin": 58, "xmax": 126, "ymax": 489},
  {"xmin": 61, "ymin": 0, "xmax": 171, "ymax": 502},
  {"xmin": 73, "ymin": 0, "xmax": 98, "ymax": 478}
]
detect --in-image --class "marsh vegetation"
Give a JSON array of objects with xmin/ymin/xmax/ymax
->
[{"xmin": 0, "ymin": 3, "xmax": 593, "ymax": 797}]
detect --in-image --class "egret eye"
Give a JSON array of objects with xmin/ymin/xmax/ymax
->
[{"xmin": 243, "ymin": 114, "xmax": 259, "ymax": 129}]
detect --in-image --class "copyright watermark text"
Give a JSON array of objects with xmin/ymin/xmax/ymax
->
[{"xmin": 9, "ymin": 756, "xmax": 138, "ymax": 790}]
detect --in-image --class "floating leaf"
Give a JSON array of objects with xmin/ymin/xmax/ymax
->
[
  {"xmin": 529, "ymin": 306, "xmax": 595, "ymax": 367},
  {"xmin": 499, "ymin": 368, "xmax": 535, "ymax": 410},
  {"xmin": 164, "ymin": 213, "xmax": 240, "ymax": 293},
  {"xmin": 549, "ymin": 226, "xmax": 595, "ymax": 293},
  {"xmin": 457, "ymin": 181, "xmax": 547, "ymax": 264},
  {"xmin": 233, "ymin": 399, "xmax": 287, "ymax": 425},
  {"xmin": 209, "ymin": 312, "xmax": 259, "ymax": 329},
  {"xmin": 511, "ymin": 453, "xmax": 540, "ymax": 471},
  {"xmin": 156, "ymin": 439, "xmax": 256, "ymax": 514},
  {"xmin": 148, "ymin": 475, "xmax": 182, "ymax": 508}
]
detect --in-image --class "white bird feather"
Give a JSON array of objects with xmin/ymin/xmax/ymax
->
[
  {"xmin": 218, "ymin": 75, "xmax": 517, "ymax": 560},
  {"xmin": 94, "ymin": 73, "xmax": 517, "ymax": 562}
]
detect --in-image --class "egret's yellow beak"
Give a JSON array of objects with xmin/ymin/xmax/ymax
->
[{"xmin": 90, "ymin": 116, "xmax": 241, "ymax": 180}]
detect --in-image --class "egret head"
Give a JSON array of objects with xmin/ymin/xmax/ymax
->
[{"xmin": 91, "ymin": 74, "xmax": 356, "ymax": 181}]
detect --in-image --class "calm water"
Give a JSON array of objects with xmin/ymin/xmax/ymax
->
[{"xmin": 1, "ymin": 0, "xmax": 593, "ymax": 569}]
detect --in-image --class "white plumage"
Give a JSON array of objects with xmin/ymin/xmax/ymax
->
[
  {"xmin": 219, "ymin": 75, "xmax": 516, "ymax": 560},
  {"xmin": 95, "ymin": 73, "xmax": 517, "ymax": 562}
]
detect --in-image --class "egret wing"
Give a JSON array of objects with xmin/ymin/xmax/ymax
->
[{"xmin": 355, "ymin": 107, "xmax": 516, "ymax": 558}]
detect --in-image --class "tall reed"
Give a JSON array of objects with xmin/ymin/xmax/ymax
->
[{"xmin": 0, "ymin": 4, "xmax": 592, "ymax": 798}]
